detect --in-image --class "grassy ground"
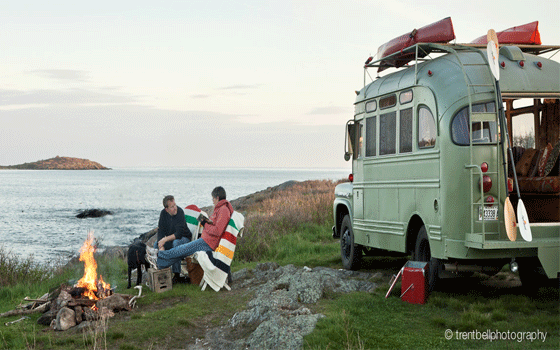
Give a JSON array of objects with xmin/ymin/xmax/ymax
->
[{"xmin": 0, "ymin": 179, "xmax": 558, "ymax": 350}]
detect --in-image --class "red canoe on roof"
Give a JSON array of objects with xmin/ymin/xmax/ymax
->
[
  {"xmin": 376, "ymin": 17, "xmax": 455, "ymax": 72},
  {"xmin": 471, "ymin": 21, "xmax": 541, "ymax": 45}
]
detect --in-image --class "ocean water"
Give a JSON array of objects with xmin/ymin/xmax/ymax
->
[{"xmin": 0, "ymin": 167, "xmax": 350, "ymax": 265}]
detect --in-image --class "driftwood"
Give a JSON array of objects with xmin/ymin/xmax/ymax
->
[
  {"xmin": 0, "ymin": 301, "xmax": 51, "ymax": 318},
  {"xmin": 5, "ymin": 316, "xmax": 29, "ymax": 326}
]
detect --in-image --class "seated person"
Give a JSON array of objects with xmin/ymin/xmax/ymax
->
[
  {"xmin": 147, "ymin": 187, "xmax": 233, "ymax": 273},
  {"xmin": 155, "ymin": 195, "xmax": 193, "ymax": 282}
]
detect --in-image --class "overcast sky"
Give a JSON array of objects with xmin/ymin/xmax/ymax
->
[{"xmin": 1, "ymin": 0, "xmax": 559, "ymax": 168}]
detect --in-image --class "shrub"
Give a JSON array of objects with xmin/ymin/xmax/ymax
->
[
  {"xmin": 236, "ymin": 179, "xmax": 345, "ymax": 262},
  {"xmin": 0, "ymin": 245, "xmax": 57, "ymax": 287}
]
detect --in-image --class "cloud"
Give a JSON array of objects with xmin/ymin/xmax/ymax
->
[
  {"xmin": 308, "ymin": 106, "xmax": 347, "ymax": 115},
  {"xmin": 0, "ymin": 88, "xmax": 139, "ymax": 107},
  {"xmin": 191, "ymin": 94, "xmax": 210, "ymax": 99},
  {"xmin": 29, "ymin": 69, "xmax": 90, "ymax": 82},
  {"xmin": 217, "ymin": 84, "xmax": 263, "ymax": 90}
]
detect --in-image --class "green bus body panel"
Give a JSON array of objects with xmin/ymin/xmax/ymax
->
[{"xmin": 335, "ymin": 44, "xmax": 560, "ymax": 278}]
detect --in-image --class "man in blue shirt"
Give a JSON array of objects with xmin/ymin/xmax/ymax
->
[{"xmin": 155, "ymin": 195, "xmax": 192, "ymax": 282}]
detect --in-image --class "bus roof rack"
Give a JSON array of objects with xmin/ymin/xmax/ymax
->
[{"xmin": 365, "ymin": 42, "xmax": 560, "ymax": 71}]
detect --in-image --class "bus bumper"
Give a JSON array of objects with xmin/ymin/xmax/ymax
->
[{"xmin": 464, "ymin": 224, "xmax": 559, "ymax": 278}]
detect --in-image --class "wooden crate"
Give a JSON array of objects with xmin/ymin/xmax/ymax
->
[{"xmin": 147, "ymin": 267, "xmax": 172, "ymax": 293}]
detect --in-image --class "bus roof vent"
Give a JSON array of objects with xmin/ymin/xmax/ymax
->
[{"xmin": 500, "ymin": 46, "xmax": 525, "ymax": 61}]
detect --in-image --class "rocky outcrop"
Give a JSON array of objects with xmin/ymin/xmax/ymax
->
[
  {"xmin": 194, "ymin": 262, "xmax": 380, "ymax": 350},
  {"xmin": 201, "ymin": 180, "xmax": 300, "ymax": 213},
  {"xmin": 0, "ymin": 156, "xmax": 110, "ymax": 170},
  {"xmin": 76, "ymin": 209, "xmax": 113, "ymax": 218}
]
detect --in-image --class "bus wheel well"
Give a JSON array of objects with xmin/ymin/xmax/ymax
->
[
  {"xmin": 334, "ymin": 204, "xmax": 350, "ymax": 238},
  {"xmin": 406, "ymin": 215, "xmax": 424, "ymax": 255}
]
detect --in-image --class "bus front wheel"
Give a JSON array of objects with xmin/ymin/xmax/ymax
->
[
  {"xmin": 414, "ymin": 226, "xmax": 441, "ymax": 292},
  {"xmin": 340, "ymin": 215, "xmax": 362, "ymax": 270}
]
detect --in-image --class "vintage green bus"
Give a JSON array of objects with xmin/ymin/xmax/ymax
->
[{"xmin": 332, "ymin": 22, "xmax": 560, "ymax": 291}]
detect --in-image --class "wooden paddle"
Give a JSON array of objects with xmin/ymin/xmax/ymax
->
[{"xmin": 486, "ymin": 29, "xmax": 532, "ymax": 242}]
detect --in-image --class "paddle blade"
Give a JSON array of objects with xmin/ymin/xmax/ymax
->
[
  {"xmin": 487, "ymin": 41, "xmax": 500, "ymax": 80},
  {"xmin": 487, "ymin": 29, "xmax": 500, "ymax": 80},
  {"xmin": 487, "ymin": 29, "xmax": 498, "ymax": 45},
  {"xmin": 517, "ymin": 200, "xmax": 533, "ymax": 242},
  {"xmin": 504, "ymin": 197, "xmax": 516, "ymax": 241}
]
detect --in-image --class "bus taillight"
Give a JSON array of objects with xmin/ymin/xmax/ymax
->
[
  {"xmin": 349, "ymin": 174, "xmax": 354, "ymax": 182},
  {"xmin": 480, "ymin": 175, "xmax": 492, "ymax": 192},
  {"xmin": 481, "ymin": 162, "xmax": 488, "ymax": 173}
]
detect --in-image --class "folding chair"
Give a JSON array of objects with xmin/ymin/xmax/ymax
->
[{"xmin": 192, "ymin": 211, "xmax": 245, "ymax": 291}]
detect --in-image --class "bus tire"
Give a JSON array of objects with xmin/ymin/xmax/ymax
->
[
  {"xmin": 340, "ymin": 215, "xmax": 362, "ymax": 270},
  {"xmin": 414, "ymin": 226, "xmax": 441, "ymax": 292}
]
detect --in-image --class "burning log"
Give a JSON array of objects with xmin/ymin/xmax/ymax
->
[{"xmin": 67, "ymin": 298, "xmax": 97, "ymax": 308}]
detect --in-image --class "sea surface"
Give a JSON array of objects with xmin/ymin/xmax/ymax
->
[{"xmin": 0, "ymin": 167, "xmax": 350, "ymax": 265}]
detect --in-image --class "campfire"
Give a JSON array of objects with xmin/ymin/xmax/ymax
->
[
  {"xmin": 1, "ymin": 231, "xmax": 141, "ymax": 331},
  {"xmin": 75, "ymin": 231, "xmax": 112, "ymax": 301}
]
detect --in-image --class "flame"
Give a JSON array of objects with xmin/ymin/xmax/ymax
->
[{"xmin": 76, "ymin": 231, "xmax": 110, "ymax": 300}]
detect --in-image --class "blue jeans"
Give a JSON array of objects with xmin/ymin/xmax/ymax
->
[
  {"xmin": 155, "ymin": 237, "xmax": 191, "ymax": 274},
  {"xmin": 157, "ymin": 238, "xmax": 212, "ymax": 271}
]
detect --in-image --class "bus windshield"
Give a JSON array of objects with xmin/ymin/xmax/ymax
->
[{"xmin": 451, "ymin": 102, "xmax": 497, "ymax": 145}]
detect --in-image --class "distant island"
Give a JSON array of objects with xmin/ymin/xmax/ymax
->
[{"xmin": 0, "ymin": 156, "xmax": 110, "ymax": 170}]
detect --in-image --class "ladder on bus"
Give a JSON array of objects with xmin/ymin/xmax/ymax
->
[{"xmin": 456, "ymin": 46, "xmax": 505, "ymax": 245}]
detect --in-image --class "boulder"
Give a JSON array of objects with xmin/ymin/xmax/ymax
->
[
  {"xmin": 54, "ymin": 307, "xmax": 76, "ymax": 331},
  {"xmin": 76, "ymin": 209, "xmax": 113, "ymax": 218}
]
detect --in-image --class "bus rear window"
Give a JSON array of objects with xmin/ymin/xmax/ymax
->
[
  {"xmin": 418, "ymin": 106, "xmax": 436, "ymax": 148},
  {"xmin": 451, "ymin": 102, "xmax": 497, "ymax": 145}
]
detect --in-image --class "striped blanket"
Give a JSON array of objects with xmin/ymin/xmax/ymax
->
[
  {"xmin": 194, "ymin": 211, "xmax": 244, "ymax": 291},
  {"xmin": 184, "ymin": 204, "xmax": 205, "ymax": 240}
]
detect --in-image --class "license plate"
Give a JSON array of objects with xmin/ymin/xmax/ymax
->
[{"xmin": 479, "ymin": 206, "xmax": 498, "ymax": 221}]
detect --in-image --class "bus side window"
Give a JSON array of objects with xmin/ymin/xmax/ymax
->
[
  {"xmin": 418, "ymin": 106, "xmax": 436, "ymax": 148},
  {"xmin": 400, "ymin": 108, "xmax": 413, "ymax": 153},
  {"xmin": 365, "ymin": 116, "xmax": 376, "ymax": 157},
  {"xmin": 451, "ymin": 102, "xmax": 497, "ymax": 145},
  {"xmin": 380, "ymin": 112, "xmax": 397, "ymax": 155}
]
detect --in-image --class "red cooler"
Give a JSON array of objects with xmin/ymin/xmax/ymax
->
[{"xmin": 401, "ymin": 261, "xmax": 429, "ymax": 304}]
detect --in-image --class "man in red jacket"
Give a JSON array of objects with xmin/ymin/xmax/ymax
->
[{"xmin": 148, "ymin": 187, "xmax": 233, "ymax": 272}]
